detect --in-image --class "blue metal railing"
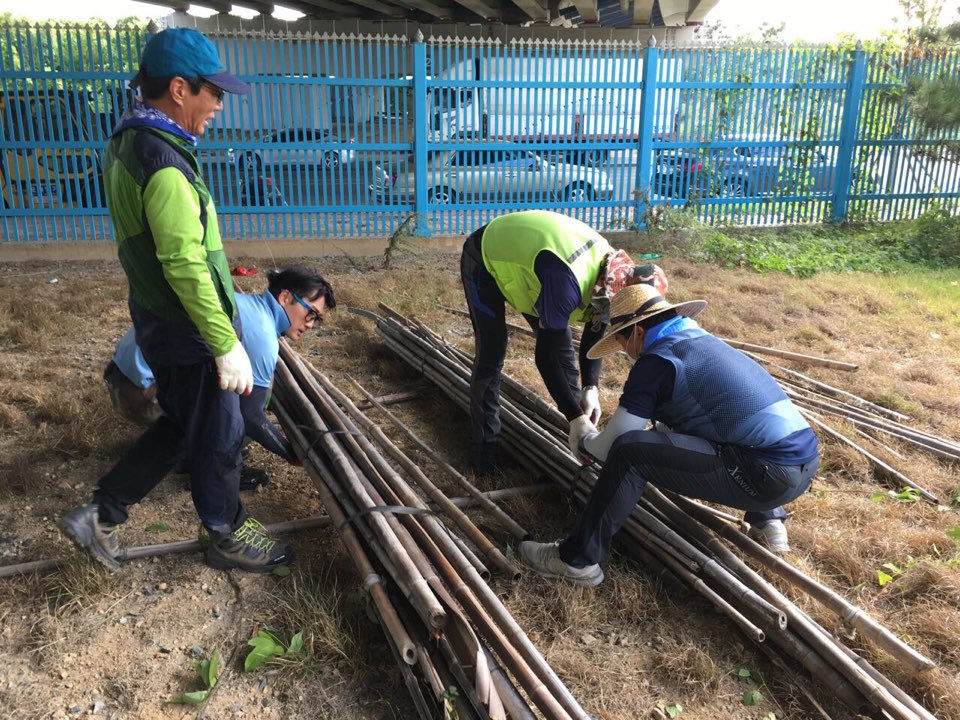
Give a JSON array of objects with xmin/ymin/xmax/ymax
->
[{"xmin": 1, "ymin": 23, "xmax": 959, "ymax": 244}]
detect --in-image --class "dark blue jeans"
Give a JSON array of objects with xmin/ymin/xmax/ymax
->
[
  {"xmin": 559, "ymin": 429, "xmax": 818, "ymax": 567},
  {"xmin": 94, "ymin": 360, "xmax": 246, "ymax": 536}
]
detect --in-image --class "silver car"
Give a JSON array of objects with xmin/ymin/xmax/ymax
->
[
  {"xmin": 224, "ymin": 129, "xmax": 389, "ymax": 206},
  {"xmin": 399, "ymin": 148, "xmax": 614, "ymax": 204}
]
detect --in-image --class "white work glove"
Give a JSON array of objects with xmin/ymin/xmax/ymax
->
[
  {"xmin": 214, "ymin": 341, "xmax": 254, "ymax": 396},
  {"xmin": 568, "ymin": 415, "xmax": 598, "ymax": 464},
  {"xmin": 579, "ymin": 385, "xmax": 601, "ymax": 425}
]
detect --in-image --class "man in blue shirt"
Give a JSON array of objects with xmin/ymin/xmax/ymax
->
[
  {"xmin": 519, "ymin": 283, "xmax": 819, "ymax": 586},
  {"xmin": 71, "ymin": 266, "xmax": 334, "ymax": 570}
]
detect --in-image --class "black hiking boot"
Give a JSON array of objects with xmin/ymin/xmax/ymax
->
[
  {"xmin": 59, "ymin": 504, "xmax": 122, "ymax": 570},
  {"xmin": 206, "ymin": 518, "xmax": 294, "ymax": 573},
  {"xmin": 239, "ymin": 467, "xmax": 271, "ymax": 491}
]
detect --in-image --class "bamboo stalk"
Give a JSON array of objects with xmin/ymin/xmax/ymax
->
[
  {"xmin": 290, "ymin": 352, "xmax": 511, "ymax": 580},
  {"xmin": 356, "ymin": 388, "xmax": 422, "ymax": 410},
  {"xmin": 719, "ymin": 337, "xmax": 859, "ymax": 371},
  {"xmin": 750, "ymin": 353, "xmax": 908, "ymax": 421},
  {"xmin": 275, "ymin": 361, "xmax": 448, "ymax": 630},
  {"xmin": 854, "ymin": 428, "xmax": 907, "ymax": 460},
  {"xmin": 788, "ymin": 390, "xmax": 960, "ymax": 460},
  {"xmin": 668, "ymin": 491, "xmax": 937, "ymax": 674},
  {"xmin": 273, "ymin": 400, "xmax": 418, "ymax": 667},
  {"xmin": 347, "ymin": 374, "xmax": 529, "ymax": 540},
  {"xmin": 801, "ymin": 410, "xmax": 941, "ymax": 505},
  {"xmin": 1, "ymin": 516, "xmax": 333, "ymax": 579},
  {"xmin": 642, "ymin": 493, "xmax": 914, "ymax": 718},
  {"xmin": 367, "ymin": 307, "xmax": 935, "ymax": 719}
]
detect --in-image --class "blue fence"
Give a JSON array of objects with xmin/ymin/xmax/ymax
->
[{"xmin": 2, "ymin": 24, "xmax": 959, "ymax": 244}]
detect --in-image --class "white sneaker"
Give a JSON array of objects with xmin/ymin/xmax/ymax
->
[
  {"xmin": 519, "ymin": 541, "xmax": 604, "ymax": 587},
  {"xmin": 747, "ymin": 519, "xmax": 790, "ymax": 554}
]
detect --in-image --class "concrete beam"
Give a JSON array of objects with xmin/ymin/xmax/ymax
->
[
  {"xmin": 508, "ymin": 0, "xmax": 548, "ymax": 23},
  {"xmin": 632, "ymin": 0, "xmax": 653, "ymax": 25}
]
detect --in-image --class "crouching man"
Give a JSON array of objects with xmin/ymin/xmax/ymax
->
[{"xmin": 520, "ymin": 284, "xmax": 819, "ymax": 586}]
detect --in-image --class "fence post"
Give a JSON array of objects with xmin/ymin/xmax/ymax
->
[
  {"xmin": 633, "ymin": 36, "xmax": 659, "ymax": 228},
  {"xmin": 411, "ymin": 32, "xmax": 432, "ymax": 236},
  {"xmin": 831, "ymin": 43, "xmax": 867, "ymax": 224}
]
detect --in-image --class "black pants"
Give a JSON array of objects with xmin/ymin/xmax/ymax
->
[
  {"xmin": 559, "ymin": 429, "xmax": 818, "ymax": 567},
  {"xmin": 460, "ymin": 234, "xmax": 578, "ymax": 446},
  {"xmin": 94, "ymin": 360, "xmax": 246, "ymax": 536}
]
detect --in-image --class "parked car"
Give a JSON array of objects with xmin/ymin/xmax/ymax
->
[
  {"xmin": 652, "ymin": 148, "xmax": 703, "ymax": 199},
  {"xmin": 396, "ymin": 147, "xmax": 614, "ymax": 204},
  {"xmin": 0, "ymin": 90, "xmax": 103, "ymax": 209},
  {"xmin": 224, "ymin": 129, "xmax": 389, "ymax": 206},
  {"xmin": 654, "ymin": 140, "xmax": 877, "ymax": 199}
]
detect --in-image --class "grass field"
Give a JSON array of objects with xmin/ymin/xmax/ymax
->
[{"xmin": 0, "ymin": 227, "xmax": 958, "ymax": 719}]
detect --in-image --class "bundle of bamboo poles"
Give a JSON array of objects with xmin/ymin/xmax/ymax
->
[
  {"xmin": 271, "ymin": 339, "xmax": 593, "ymax": 720},
  {"xmin": 364, "ymin": 304, "xmax": 938, "ymax": 720}
]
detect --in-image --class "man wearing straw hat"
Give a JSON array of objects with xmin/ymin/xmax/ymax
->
[
  {"xmin": 520, "ymin": 283, "xmax": 819, "ymax": 586},
  {"xmin": 461, "ymin": 210, "xmax": 667, "ymax": 478}
]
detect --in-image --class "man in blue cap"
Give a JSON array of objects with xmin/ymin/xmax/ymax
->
[{"xmin": 60, "ymin": 29, "xmax": 294, "ymax": 574}]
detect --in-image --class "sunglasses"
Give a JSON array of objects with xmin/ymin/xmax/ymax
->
[
  {"xmin": 202, "ymin": 82, "xmax": 225, "ymax": 102},
  {"xmin": 289, "ymin": 291, "xmax": 324, "ymax": 324}
]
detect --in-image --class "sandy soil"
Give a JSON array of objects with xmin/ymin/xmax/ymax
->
[{"xmin": 0, "ymin": 249, "xmax": 958, "ymax": 720}]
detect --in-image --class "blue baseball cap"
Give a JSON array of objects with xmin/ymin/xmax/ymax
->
[{"xmin": 131, "ymin": 28, "xmax": 249, "ymax": 95}]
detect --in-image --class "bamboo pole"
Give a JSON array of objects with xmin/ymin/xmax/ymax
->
[
  {"xmin": 346, "ymin": 374, "xmax": 529, "ymax": 540},
  {"xmin": 801, "ymin": 410, "xmax": 941, "ymax": 505},
  {"xmin": 788, "ymin": 390, "xmax": 960, "ymax": 460},
  {"xmin": 286, "ymin": 347, "xmax": 506, "ymax": 579},
  {"xmin": 275, "ymin": 361, "xmax": 447, "ymax": 631},
  {"xmin": 668, "ymin": 491, "xmax": 937, "ymax": 674},
  {"xmin": 366, "ymin": 307, "xmax": 935, "ymax": 719},
  {"xmin": 356, "ymin": 388, "xmax": 422, "ymax": 410},
  {"xmin": 273, "ymin": 400, "xmax": 418, "ymax": 667},
  {"xmin": 718, "ymin": 337, "xmax": 859, "ymax": 371},
  {"xmin": 312, "ymin": 366, "xmax": 519, "ymax": 572},
  {"xmin": 750, "ymin": 353, "xmax": 909, "ymax": 421},
  {"xmin": 644, "ymin": 491, "xmax": 917, "ymax": 719},
  {"xmin": 1, "ymin": 515, "xmax": 332, "ymax": 579}
]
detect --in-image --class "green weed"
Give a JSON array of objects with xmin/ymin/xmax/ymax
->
[{"xmin": 166, "ymin": 648, "xmax": 220, "ymax": 705}]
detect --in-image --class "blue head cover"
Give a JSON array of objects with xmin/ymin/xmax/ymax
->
[{"xmin": 131, "ymin": 28, "xmax": 249, "ymax": 95}]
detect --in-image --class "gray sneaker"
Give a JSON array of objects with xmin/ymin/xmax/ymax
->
[
  {"xmin": 59, "ymin": 504, "xmax": 121, "ymax": 570},
  {"xmin": 519, "ymin": 541, "xmax": 604, "ymax": 587},
  {"xmin": 206, "ymin": 518, "xmax": 294, "ymax": 573},
  {"xmin": 748, "ymin": 519, "xmax": 790, "ymax": 554}
]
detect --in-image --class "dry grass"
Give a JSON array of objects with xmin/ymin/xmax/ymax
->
[
  {"xmin": 1, "ymin": 253, "xmax": 959, "ymax": 719},
  {"xmin": 262, "ymin": 563, "xmax": 361, "ymax": 676}
]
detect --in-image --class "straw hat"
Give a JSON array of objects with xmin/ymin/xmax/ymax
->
[{"xmin": 586, "ymin": 284, "xmax": 707, "ymax": 359}]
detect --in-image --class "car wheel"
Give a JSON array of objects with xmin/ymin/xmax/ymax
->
[
  {"xmin": 563, "ymin": 182, "xmax": 595, "ymax": 202},
  {"xmin": 322, "ymin": 151, "xmax": 340, "ymax": 170},
  {"xmin": 428, "ymin": 186, "xmax": 456, "ymax": 205},
  {"xmin": 725, "ymin": 177, "xmax": 748, "ymax": 197}
]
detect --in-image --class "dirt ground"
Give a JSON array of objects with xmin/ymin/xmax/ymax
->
[{"xmin": 0, "ymin": 246, "xmax": 958, "ymax": 720}]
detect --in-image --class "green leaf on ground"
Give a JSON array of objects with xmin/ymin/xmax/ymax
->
[
  {"xmin": 244, "ymin": 634, "xmax": 285, "ymax": 672},
  {"xmin": 743, "ymin": 690, "xmax": 762, "ymax": 706},
  {"xmin": 145, "ymin": 523, "xmax": 169, "ymax": 532},
  {"xmin": 287, "ymin": 630, "xmax": 304, "ymax": 656},
  {"xmin": 166, "ymin": 690, "xmax": 209, "ymax": 705},
  {"xmin": 665, "ymin": 702, "xmax": 683, "ymax": 717}
]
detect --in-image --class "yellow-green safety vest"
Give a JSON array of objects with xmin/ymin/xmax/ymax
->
[{"xmin": 481, "ymin": 211, "xmax": 611, "ymax": 324}]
